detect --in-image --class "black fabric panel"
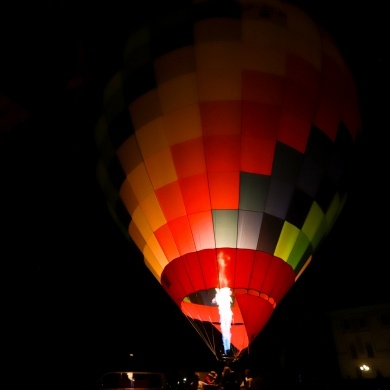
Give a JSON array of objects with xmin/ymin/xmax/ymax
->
[
  {"xmin": 239, "ymin": 172, "xmax": 270, "ymax": 212},
  {"xmin": 122, "ymin": 63, "xmax": 156, "ymax": 104},
  {"xmin": 107, "ymin": 109, "xmax": 135, "ymax": 150},
  {"xmin": 285, "ymin": 188, "xmax": 313, "ymax": 229},
  {"xmin": 305, "ymin": 125, "xmax": 333, "ymax": 169},
  {"xmin": 194, "ymin": 0, "xmax": 241, "ymax": 21},
  {"xmin": 257, "ymin": 213, "xmax": 284, "ymax": 254},
  {"xmin": 113, "ymin": 196, "xmax": 131, "ymax": 230},
  {"xmin": 107, "ymin": 156, "xmax": 126, "ymax": 191},
  {"xmin": 315, "ymin": 173, "xmax": 337, "ymax": 212},
  {"xmin": 272, "ymin": 142, "xmax": 303, "ymax": 185},
  {"xmin": 151, "ymin": 14, "xmax": 194, "ymax": 59}
]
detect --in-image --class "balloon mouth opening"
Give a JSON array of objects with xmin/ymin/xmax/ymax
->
[{"xmin": 183, "ymin": 287, "xmax": 276, "ymax": 308}]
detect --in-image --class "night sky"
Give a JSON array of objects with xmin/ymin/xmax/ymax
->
[{"xmin": 1, "ymin": 1, "xmax": 389, "ymax": 389}]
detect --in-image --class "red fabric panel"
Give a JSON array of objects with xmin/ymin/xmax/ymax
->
[
  {"xmin": 241, "ymin": 101, "xmax": 281, "ymax": 139},
  {"xmin": 171, "ymin": 137, "xmax": 206, "ymax": 179},
  {"xmin": 179, "ymin": 173, "xmax": 211, "ymax": 214},
  {"xmin": 154, "ymin": 224, "xmax": 179, "ymax": 262},
  {"xmin": 278, "ymin": 78, "xmax": 316, "ymax": 153},
  {"xmin": 208, "ymin": 171, "xmax": 239, "ymax": 209},
  {"xmin": 233, "ymin": 249, "xmax": 256, "ymax": 289},
  {"xmin": 262, "ymin": 256, "xmax": 294, "ymax": 301},
  {"xmin": 235, "ymin": 293, "xmax": 274, "ymax": 344},
  {"xmin": 168, "ymin": 216, "xmax": 197, "ymax": 256},
  {"xmin": 181, "ymin": 301, "xmax": 220, "ymax": 322},
  {"xmin": 155, "ymin": 181, "xmax": 187, "ymax": 221},
  {"xmin": 242, "ymin": 70, "xmax": 284, "ymax": 105},
  {"xmin": 268, "ymin": 259, "xmax": 295, "ymax": 302},
  {"xmin": 181, "ymin": 252, "xmax": 208, "ymax": 292},
  {"xmin": 204, "ymin": 134, "xmax": 240, "ymax": 172},
  {"xmin": 314, "ymin": 55, "xmax": 345, "ymax": 141},
  {"xmin": 249, "ymin": 252, "xmax": 274, "ymax": 292},
  {"xmin": 241, "ymin": 136, "xmax": 275, "ymax": 175},
  {"xmin": 200, "ymin": 101, "xmax": 241, "ymax": 136},
  {"xmin": 198, "ymin": 249, "xmax": 219, "ymax": 289},
  {"xmin": 161, "ymin": 260, "xmax": 189, "ymax": 304}
]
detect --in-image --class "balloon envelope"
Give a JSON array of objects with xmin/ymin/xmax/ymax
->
[{"xmin": 96, "ymin": 0, "xmax": 361, "ymax": 358}]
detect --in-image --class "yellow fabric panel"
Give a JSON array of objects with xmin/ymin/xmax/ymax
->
[
  {"xmin": 131, "ymin": 206, "xmax": 155, "ymax": 248},
  {"xmin": 145, "ymin": 235, "xmax": 169, "ymax": 270},
  {"xmin": 128, "ymin": 163, "xmax": 154, "ymax": 203},
  {"xmin": 274, "ymin": 221, "xmax": 300, "ymax": 262},
  {"xmin": 164, "ymin": 104, "xmax": 202, "ymax": 146},
  {"xmin": 117, "ymin": 135, "xmax": 143, "ymax": 176},
  {"xmin": 119, "ymin": 179, "xmax": 140, "ymax": 216},
  {"xmin": 194, "ymin": 18, "xmax": 241, "ymax": 43},
  {"xmin": 197, "ymin": 67, "xmax": 242, "ymax": 101},
  {"xmin": 154, "ymin": 46, "xmax": 197, "ymax": 84},
  {"xmin": 140, "ymin": 193, "xmax": 166, "ymax": 232},
  {"xmin": 157, "ymin": 73, "xmax": 199, "ymax": 113},
  {"xmin": 195, "ymin": 41, "xmax": 242, "ymax": 70},
  {"xmin": 144, "ymin": 147, "xmax": 177, "ymax": 189},
  {"xmin": 129, "ymin": 89, "xmax": 162, "ymax": 130},
  {"xmin": 242, "ymin": 44, "xmax": 286, "ymax": 76},
  {"xmin": 136, "ymin": 117, "xmax": 168, "ymax": 158},
  {"xmin": 301, "ymin": 202, "xmax": 324, "ymax": 242},
  {"xmin": 143, "ymin": 246, "xmax": 165, "ymax": 282}
]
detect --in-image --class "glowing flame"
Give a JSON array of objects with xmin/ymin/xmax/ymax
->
[{"xmin": 213, "ymin": 252, "xmax": 233, "ymax": 353}]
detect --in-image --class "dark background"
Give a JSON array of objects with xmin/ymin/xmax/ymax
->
[{"xmin": 1, "ymin": 1, "xmax": 388, "ymax": 389}]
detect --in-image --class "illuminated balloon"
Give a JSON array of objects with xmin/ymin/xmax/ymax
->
[{"xmin": 96, "ymin": 0, "xmax": 361, "ymax": 359}]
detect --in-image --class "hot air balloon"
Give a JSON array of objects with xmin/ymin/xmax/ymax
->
[{"xmin": 95, "ymin": 0, "xmax": 361, "ymax": 360}]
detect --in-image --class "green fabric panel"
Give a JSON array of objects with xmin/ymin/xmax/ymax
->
[
  {"xmin": 286, "ymin": 231, "xmax": 311, "ymax": 270},
  {"xmin": 123, "ymin": 26, "xmax": 154, "ymax": 71},
  {"xmin": 213, "ymin": 209, "xmax": 238, "ymax": 248},
  {"xmin": 301, "ymin": 201, "xmax": 324, "ymax": 242},
  {"xmin": 325, "ymin": 192, "xmax": 344, "ymax": 234},
  {"xmin": 274, "ymin": 221, "xmax": 300, "ymax": 262},
  {"xmin": 311, "ymin": 216, "xmax": 328, "ymax": 251},
  {"xmin": 239, "ymin": 172, "xmax": 270, "ymax": 212}
]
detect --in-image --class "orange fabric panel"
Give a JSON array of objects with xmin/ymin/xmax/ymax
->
[
  {"xmin": 168, "ymin": 216, "xmax": 197, "ymax": 256},
  {"xmin": 154, "ymin": 224, "xmax": 180, "ymax": 262},
  {"xmin": 171, "ymin": 137, "xmax": 206, "ymax": 179},
  {"xmin": 208, "ymin": 171, "xmax": 239, "ymax": 209},
  {"xmin": 155, "ymin": 181, "xmax": 187, "ymax": 221},
  {"xmin": 188, "ymin": 211, "xmax": 215, "ymax": 251}
]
